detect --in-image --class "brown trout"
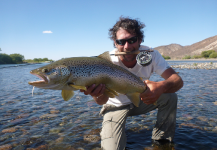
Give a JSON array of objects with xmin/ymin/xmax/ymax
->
[{"xmin": 28, "ymin": 51, "xmax": 146, "ymax": 107}]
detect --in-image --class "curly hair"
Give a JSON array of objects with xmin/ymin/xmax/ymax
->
[{"xmin": 109, "ymin": 16, "xmax": 146, "ymax": 42}]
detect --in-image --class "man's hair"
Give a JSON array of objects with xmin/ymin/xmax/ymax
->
[{"xmin": 109, "ymin": 16, "xmax": 146, "ymax": 42}]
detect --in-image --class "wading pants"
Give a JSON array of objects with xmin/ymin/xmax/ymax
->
[{"xmin": 100, "ymin": 93, "xmax": 178, "ymax": 150}]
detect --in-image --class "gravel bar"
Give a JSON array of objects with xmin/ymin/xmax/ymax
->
[{"xmin": 171, "ymin": 62, "xmax": 217, "ymax": 69}]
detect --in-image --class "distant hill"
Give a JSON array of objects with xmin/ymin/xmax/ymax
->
[{"xmin": 154, "ymin": 35, "xmax": 217, "ymax": 59}]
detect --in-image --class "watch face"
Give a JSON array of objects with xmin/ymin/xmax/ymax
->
[{"xmin": 136, "ymin": 51, "xmax": 152, "ymax": 66}]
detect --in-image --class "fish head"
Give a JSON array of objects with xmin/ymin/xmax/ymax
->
[{"xmin": 28, "ymin": 64, "xmax": 71, "ymax": 90}]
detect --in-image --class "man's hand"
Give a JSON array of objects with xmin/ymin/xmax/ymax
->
[
  {"xmin": 140, "ymin": 80, "xmax": 164, "ymax": 105},
  {"xmin": 80, "ymin": 84, "xmax": 109, "ymax": 105},
  {"xmin": 80, "ymin": 84, "xmax": 106, "ymax": 98},
  {"xmin": 140, "ymin": 68, "xmax": 183, "ymax": 105}
]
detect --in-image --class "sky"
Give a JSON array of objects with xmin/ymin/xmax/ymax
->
[{"xmin": 0, "ymin": 0, "xmax": 217, "ymax": 60}]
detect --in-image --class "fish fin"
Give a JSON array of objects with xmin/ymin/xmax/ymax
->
[
  {"xmin": 126, "ymin": 93, "xmax": 141, "ymax": 107},
  {"xmin": 104, "ymin": 88, "xmax": 118, "ymax": 98},
  {"xmin": 104, "ymin": 90, "xmax": 115, "ymax": 98},
  {"xmin": 140, "ymin": 77, "xmax": 143, "ymax": 81},
  {"xmin": 61, "ymin": 90, "xmax": 74, "ymax": 101},
  {"xmin": 98, "ymin": 51, "xmax": 112, "ymax": 62},
  {"xmin": 107, "ymin": 88, "xmax": 119, "ymax": 96},
  {"xmin": 69, "ymin": 84, "xmax": 87, "ymax": 91}
]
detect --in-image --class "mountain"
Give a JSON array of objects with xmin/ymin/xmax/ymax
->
[{"xmin": 154, "ymin": 35, "xmax": 217, "ymax": 59}]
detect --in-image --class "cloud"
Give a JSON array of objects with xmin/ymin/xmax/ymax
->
[{"xmin": 43, "ymin": 31, "xmax": 53, "ymax": 33}]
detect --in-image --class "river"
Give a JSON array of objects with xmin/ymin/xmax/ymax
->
[{"xmin": 0, "ymin": 61, "xmax": 217, "ymax": 150}]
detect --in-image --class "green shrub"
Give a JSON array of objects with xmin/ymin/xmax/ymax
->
[
  {"xmin": 209, "ymin": 52, "xmax": 217, "ymax": 58},
  {"xmin": 182, "ymin": 55, "xmax": 191, "ymax": 59},
  {"xmin": 192, "ymin": 55, "xmax": 202, "ymax": 59},
  {"xmin": 9, "ymin": 53, "xmax": 25, "ymax": 64},
  {"xmin": 201, "ymin": 50, "xmax": 216, "ymax": 58},
  {"xmin": 162, "ymin": 55, "xmax": 171, "ymax": 59}
]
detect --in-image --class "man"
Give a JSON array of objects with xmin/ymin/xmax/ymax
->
[{"xmin": 81, "ymin": 17, "xmax": 183, "ymax": 150}]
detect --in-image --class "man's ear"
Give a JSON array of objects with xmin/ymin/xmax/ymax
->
[{"xmin": 138, "ymin": 39, "xmax": 142, "ymax": 45}]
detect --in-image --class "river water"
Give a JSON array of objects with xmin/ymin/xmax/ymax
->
[{"xmin": 0, "ymin": 61, "xmax": 217, "ymax": 150}]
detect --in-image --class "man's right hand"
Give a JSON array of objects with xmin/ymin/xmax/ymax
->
[{"xmin": 80, "ymin": 84, "xmax": 109, "ymax": 105}]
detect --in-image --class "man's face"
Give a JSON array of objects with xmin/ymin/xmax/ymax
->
[{"xmin": 114, "ymin": 28, "xmax": 142, "ymax": 62}]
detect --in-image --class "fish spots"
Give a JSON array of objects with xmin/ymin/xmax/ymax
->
[
  {"xmin": 69, "ymin": 64, "xmax": 102, "ymax": 78},
  {"xmin": 60, "ymin": 66, "xmax": 70, "ymax": 77},
  {"xmin": 67, "ymin": 59, "xmax": 144, "ymax": 90}
]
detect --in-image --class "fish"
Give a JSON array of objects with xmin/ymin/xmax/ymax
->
[{"xmin": 28, "ymin": 51, "xmax": 146, "ymax": 107}]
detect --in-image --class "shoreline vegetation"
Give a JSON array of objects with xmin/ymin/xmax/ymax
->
[
  {"xmin": 0, "ymin": 48, "xmax": 217, "ymax": 65},
  {"xmin": 0, "ymin": 51, "xmax": 54, "ymax": 65},
  {"xmin": 0, "ymin": 48, "xmax": 53, "ymax": 65},
  {"xmin": 163, "ymin": 49, "xmax": 217, "ymax": 60}
]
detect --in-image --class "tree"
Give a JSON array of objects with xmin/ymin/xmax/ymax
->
[
  {"xmin": 0, "ymin": 53, "xmax": 14, "ymax": 64},
  {"xmin": 209, "ymin": 52, "xmax": 217, "ymax": 58},
  {"xmin": 201, "ymin": 50, "xmax": 215, "ymax": 58},
  {"xmin": 43, "ymin": 58, "xmax": 49, "ymax": 61},
  {"xmin": 33, "ymin": 58, "xmax": 39, "ymax": 62},
  {"xmin": 38, "ymin": 58, "xmax": 43, "ymax": 62},
  {"xmin": 24, "ymin": 59, "xmax": 34, "ymax": 63},
  {"xmin": 9, "ymin": 53, "xmax": 25, "ymax": 64}
]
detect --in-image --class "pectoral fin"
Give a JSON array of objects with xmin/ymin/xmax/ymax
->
[
  {"xmin": 104, "ymin": 88, "xmax": 119, "ymax": 98},
  {"xmin": 126, "ymin": 93, "xmax": 141, "ymax": 107},
  {"xmin": 61, "ymin": 90, "xmax": 74, "ymax": 101},
  {"xmin": 69, "ymin": 84, "xmax": 87, "ymax": 91}
]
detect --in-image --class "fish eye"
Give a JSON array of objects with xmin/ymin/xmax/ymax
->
[{"xmin": 42, "ymin": 68, "xmax": 48, "ymax": 73}]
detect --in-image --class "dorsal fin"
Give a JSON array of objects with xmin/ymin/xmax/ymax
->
[{"xmin": 97, "ymin": 51, "xmax": 112, "ymax": 62}]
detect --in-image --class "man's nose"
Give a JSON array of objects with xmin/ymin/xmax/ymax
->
[{"xmin": 124, "ymin": 41, "xmax": 131, "ymax": 49}]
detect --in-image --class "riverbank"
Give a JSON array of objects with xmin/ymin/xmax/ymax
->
[
  {"xmin": 171, "ymin": 62, "xmax": 217, "ymax": 69},
  {"xmin": 167, "ymin": 58, "xmax": 217, "ymax": 61},
  {"xmin": 0, "ymin": 63, "xmax": 43, "ymax": 69}
]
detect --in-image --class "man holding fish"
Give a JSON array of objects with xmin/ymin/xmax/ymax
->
[{"xmin": 81, "ymin": 17, "xmax": 183, "ymax": 149}]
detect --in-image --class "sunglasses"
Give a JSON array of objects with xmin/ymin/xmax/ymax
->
[{"xmin": 115, "ymin": 36, "xmax": 138, "ymax": 46}]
